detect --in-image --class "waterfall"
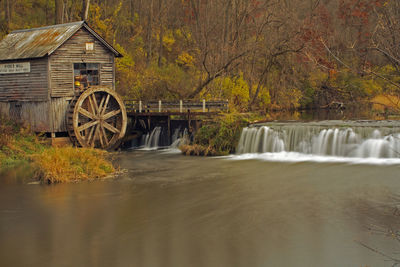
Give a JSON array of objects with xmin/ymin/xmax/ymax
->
[
  {"xmin": 237, "ymin": 122, "xmax": 400, "ymax": 159},
  {"xmin": 141, "ymin": 127, "xmax": 162, "ymax": 149},
  {"xmin": 170, "ymin": 128, "xmax": 189, "ymax": 148},
  {"xmin": 136, "ymin": 126, "xmax": 189, "ymax": 150}
]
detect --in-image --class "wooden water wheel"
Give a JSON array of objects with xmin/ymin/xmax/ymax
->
[{"xmin": 67, "ymin": 87, "xmax": 127, "ymax": 150}]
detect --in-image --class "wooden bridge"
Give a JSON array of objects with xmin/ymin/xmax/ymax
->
[
  {"xmin": 124, "ymin": 99, "xmax": 228, "ymax": 115},
  {"xmin": 122, "ymin": 99, "xmax": 229, "ymax": 146}
]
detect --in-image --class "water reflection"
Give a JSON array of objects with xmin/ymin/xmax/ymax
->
[{"xmin": 0, "ymin": 151, "xmax": 399, "ymax": 266}]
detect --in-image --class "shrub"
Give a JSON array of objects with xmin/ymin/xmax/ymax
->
[
  {"xmin": 33, "ymin": 147, "xmax": 115, "ymax": 184},
  {"xmin": 181, "ymin": 113, "xmax": 250, "ymax": 156}
]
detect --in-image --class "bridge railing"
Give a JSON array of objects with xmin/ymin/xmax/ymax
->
[{"xmin": 124, "ymin": 99, "xmax": 229, "ymax": 113}]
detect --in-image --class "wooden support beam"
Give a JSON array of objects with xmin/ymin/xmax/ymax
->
[
  {"xmin": 188, "ymin": 109, "xmax": 191, "ymax": 133},
  {"xmin": 167, "ymin": 115, "xmax": 171, "ymax": 145}
]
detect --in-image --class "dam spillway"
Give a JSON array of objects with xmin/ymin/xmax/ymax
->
[{"xmin": 237, "ymin": 121, "xmax": 400, "ymax": 160}]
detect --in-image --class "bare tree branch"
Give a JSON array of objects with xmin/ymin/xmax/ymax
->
[
  {"xmin": 188, "ymin": 50, "xmax": 249, "ymax": 98},
  {"xmin": 320, "ymin": 38, "xmax": 400, "ymax": 91}
]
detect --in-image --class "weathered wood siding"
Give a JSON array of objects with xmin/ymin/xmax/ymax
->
[
  {"xmin": 0, "ymin": 102, "xmax": 9, "ymax": 117},
  {"xmin": 50, "ymin": 97, "xmax": 70, "ymax": 132},
  {"xmin": 0, "ymin": 98, "xmax": 71, "ymax": 132},
  {"xmin": 0, "ymin": 101, "xmax": 50, "ymax": 132},
  {"xmin": 49, "ymin": 28, "xmax": 115, "ymax": 97},
  {"xmin": 0, "ymin": 58, "xmax": 49, "ymax": 101}
]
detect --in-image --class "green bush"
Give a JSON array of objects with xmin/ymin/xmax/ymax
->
[{"xmin": 185, "ymin": 114, "xmax": 250, "ymax": 155}]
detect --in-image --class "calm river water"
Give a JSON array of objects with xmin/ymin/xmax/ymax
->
[{"xmin": 0, "ymin": 149, "xmax": 400, "ymax": 267}]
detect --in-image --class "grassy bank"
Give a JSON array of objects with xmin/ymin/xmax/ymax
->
[
  {"xmin": 0, "ymin": 118, "xmax": 115, "ymax": 184},
  {"xmin": 180, "ymin": 113, "xmax": 253, "ymax": 156}
]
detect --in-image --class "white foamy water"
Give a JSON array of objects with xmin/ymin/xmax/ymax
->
[
  {"xmin": 235, "ymin": 122, "xmax": 400, "ymax": 164},
  {"xmin": 137, "ymin": 127, "xmax": 189, "ymax": 151},
  {"xmin": 139, "ymin": 127, "xmax": 162, "ymax": 150},
  {"xmin": 170, "ymin": 128, "xmax": 189, "ymax": 148},
  {"xmin": 229, "ymin": 152, "xmax": 400, "ymax": 165}
]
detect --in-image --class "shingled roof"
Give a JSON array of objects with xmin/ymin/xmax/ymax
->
[{"xmin": 0, "ymin": 21, "xmax": 122, "ymax": 61}]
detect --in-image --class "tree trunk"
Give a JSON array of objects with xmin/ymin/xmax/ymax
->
[
  {"xmin": 45, "ymin": 0, "xmax": 49, "ymax": 24},
  {"xmin": 130, "ymin": 0, "xmax": 135, "ymax": 20},
  {"xmin": 55, "ymin": 0, "xmax": 63, "ymax": 24},
  {"xmin": 4, "ymin": 0, "xmax": 10, "ymax": 31},
  {"xmin": 146, "ymin": 0, "xmax": 154, "ymax": 66},
  {"xmin": 63, "ymin": 0, "xmax": 69, "ymax": 23},
  {"xmin": 81, "ymin": 0, "xmax": 90, "ymax": 21},
  {"xmin": 157, "ymin": 0, "xmax": 163, "ymax": 67},
  {"xmin": 138, "ymin": 0, "xmax": 143, "ymax": 24}
]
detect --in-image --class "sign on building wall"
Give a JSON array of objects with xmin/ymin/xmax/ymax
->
[{"xmin": 0, "ymin": 62, "xmax": 30, "ymax": 74}]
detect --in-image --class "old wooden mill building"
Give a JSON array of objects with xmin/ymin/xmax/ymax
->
[{"xmin": 0, "ymin": 21, "xmax": 227, "ymax": 149}]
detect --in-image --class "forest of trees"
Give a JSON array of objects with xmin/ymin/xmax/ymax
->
[{"xmin": 1, "ymin": 0, "xmax": 400, "ymax": 112}]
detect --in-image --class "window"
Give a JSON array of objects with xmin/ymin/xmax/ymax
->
[
  {"xmin": 85, "ymin": 42, "xmax": 94, "ymax": 51},
  {"xmin": 74, "ymin": 63, "xmax": 100, "ymax": 89}
]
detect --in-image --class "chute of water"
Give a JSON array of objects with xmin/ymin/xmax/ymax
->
[{"xmin": 236, "ymin": 122, "xmax": 400, "ymax": 162}]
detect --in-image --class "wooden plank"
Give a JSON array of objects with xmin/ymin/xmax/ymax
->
[
  {"xmin": 0, "ymin": 58, "xmax": 49, "ymax": 101},
  {"xmin": 50, "ymin": 97, "xmax": 70, "ymax": 132},
  {"xmin": 49, "ymin": 28, "xmax": 115, "ymax": 97},
  {"xmin": 0, "ymin": 101, "xmax": 52, "ymax": 132}
]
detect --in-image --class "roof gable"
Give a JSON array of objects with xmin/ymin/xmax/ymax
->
[{"xmin": 0, "ymin": 21, "xmax": 122, "ymax": 61}]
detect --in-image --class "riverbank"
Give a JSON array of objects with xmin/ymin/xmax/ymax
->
[{"xmin": 0, "ymin": 118, "xmax": 116, "ymax": 183}]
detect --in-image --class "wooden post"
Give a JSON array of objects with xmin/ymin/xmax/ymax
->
[
  {"xmin": 159, "ymin": 100, "xmax": 162, "ymax": 112},
  {"xmin": 139, "ymin": 100, "xmax": 142, "ymax": 113},
  {"xmin": 180, "ymin": 100, "xmax": 183, "ymax": 113},
  {"xmin": 167, "ymin": 115, "xmax": 171, "ymax": 145},
  {"xmin": 203, "ymin": 99, "xmax": 206, "ymax": 112},
  {"xmin": 188, "ymin": 109, "xmax": 191, "ymax": 133}
]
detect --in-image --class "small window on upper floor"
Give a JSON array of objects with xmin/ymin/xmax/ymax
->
[
  {"xmin": 74, "ymin": 63, "xmax": 100, "ymax": 90},
  {"xmin": 86, "ymin": 42, "xmax": 94, "ymax": 51}
]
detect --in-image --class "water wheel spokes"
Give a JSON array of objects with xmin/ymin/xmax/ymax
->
[{"xmin": 68, "ymin": 87, "xmax": 127, "ymax": 149}]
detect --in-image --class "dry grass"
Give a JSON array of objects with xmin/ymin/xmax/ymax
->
[
  {"xmin": 0, "ymin": 116, "xmax": 44, "ymax": 169},
  {"xmin": 0, "ymin": 117, "xmax": 115, "ymax": 183},
  {"xmin": 179, "ymin": 144, "xmax": 221, "ymax": 156},
  {"xmin": 33, "ymin": 146, "xmax": 115, "ymax": 184},
  {"xmin": 0, "ymin": 117, "xmax": 116, "ymax": 183}
]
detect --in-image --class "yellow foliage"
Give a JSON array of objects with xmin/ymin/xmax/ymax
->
[
  {"xmin": 309, "ymin": 70, "xmax": 329, "ymax": 88},
  {"xmin": 220, "ymin": 74, "xmax": 250, "ymax": 112},
  {"xmin": 256, "ymin": 85, "xmax": 271, "ymax": 109},
  {"xmin": 176, "ymin": 52, "xmax": 194, "ymax": 67},
  {"xmin": 115, "ymin": 43, "xmax": 135, "ymax": 70},
  {"xmin": 275, "ymin": 88, "xmax": 302, "ymax": 110},
  {"xmin": 362, "ymin": 78, "xmax": 383, "ymax": 96},
  {"xmin": 175, "ymin": 29, "xmax": 183, "ymax": 38},
  {"xmin": 371, "ymin": 94, "xmax": 400, "ymax": 111},
  {"xmin": 162, "ymin": 32, "xmax": 176, "ymax": 52}
]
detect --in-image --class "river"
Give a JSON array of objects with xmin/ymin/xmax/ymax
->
[{"xmin": 0, "ymin": 147, "xmax": 399, "ymax": 266}]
